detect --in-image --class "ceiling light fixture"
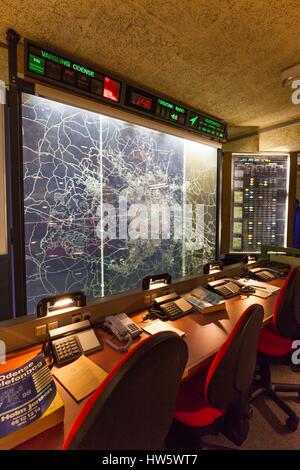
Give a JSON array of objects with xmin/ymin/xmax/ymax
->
[{"xmin": 280, "ymin": 62, "xmax": 300, "ymax": 87}]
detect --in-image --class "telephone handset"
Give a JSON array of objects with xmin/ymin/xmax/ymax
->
[
  {"xmin": 207, "ymin": 278, "xmax": 243, "ymax": 299},
  {"xmin": 248, "ymin": 267, "xmax": 278, "ymax": 282},
  {"xmin": 103, "ymin": 313, "xmax": 143, "ymax": 352}
]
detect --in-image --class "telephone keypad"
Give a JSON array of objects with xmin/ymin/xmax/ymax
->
[
  {"xmin": 115, "ymin": 313, "xmax": 143, "ymax": 338},
  {"xmin": 161, "ymin": 301, "xmax": 183, "ymax": 320},
  {"xmin": 53, "ymin": 335, "xmax": 83, "ymax": 366},
  {"xmin": 128, "ymin": 323, "xmax": 140, "ymax": 334},
  {"xmin": 218, "ymin": 287, "xmax": 231, "ymax": 296},
  {"xmin": 257, "ymin": 271, "xmax": 275, "ymax": 281}
]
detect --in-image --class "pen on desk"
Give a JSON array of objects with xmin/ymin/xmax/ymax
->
[{"xmin": 248, "ymin": 285, "xmax": 267, "ymax": 289}]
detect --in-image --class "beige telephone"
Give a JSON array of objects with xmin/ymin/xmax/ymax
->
[
  {"xmin": 154, "ymin": 292, "xmax": 193, "ymax": 320},
  {"xmin": 207, "ymin": 278, "xmax": 243, "ymax": 298},
  {"xmin": 249, "ymin": 267, "xmax": 277, "ymax": 282},
  {"xmin": 103, "ymin": 313, "xmax": 143, "ymax": 352}
]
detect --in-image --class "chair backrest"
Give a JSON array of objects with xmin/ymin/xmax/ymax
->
[
  {"xmin": 63, "ymin": 331, "xmax": 188, "ymax": 450},
  {"xmin": 205, "ymin": 304, "xmax": 264, "ymax": 409},
  {"xmin": 274, "ymin": 267, "xmax": 300, "ymax": 338}
]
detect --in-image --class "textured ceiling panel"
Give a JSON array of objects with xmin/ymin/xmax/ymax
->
[{"xmin": 1, "ymin": 0, "xmax": 300, "ymax": 129}]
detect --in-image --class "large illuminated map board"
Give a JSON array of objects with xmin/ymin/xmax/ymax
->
[{"xmin": 22, "ymin": 93, "xmax": 218, "ymax": 314}]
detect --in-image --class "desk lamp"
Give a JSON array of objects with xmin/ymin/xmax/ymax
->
[{"xmin": 36, "ymin": 291, "xmax": 86, "ymax": 317}]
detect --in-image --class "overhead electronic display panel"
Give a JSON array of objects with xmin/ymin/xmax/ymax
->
[
  {"xmin": 124, "ymin": 85, "xmax": 187, "ymax": 127},
  {"xmin": 24, "ymin": 40, "xmax": 226, "ymax": 142},
  {"xmin": 27, "ymin": 43, "xmax": 121, "ymax": 104},
  {"xmin": 188, "ymin": 111, "xmax": 227, "ymax": 140}
]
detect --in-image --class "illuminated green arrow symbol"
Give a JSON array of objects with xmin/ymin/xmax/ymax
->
[{"xmin": 190, "ymin": 115, "xmax": 198, "ymax": 126}]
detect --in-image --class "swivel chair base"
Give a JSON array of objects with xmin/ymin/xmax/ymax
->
[{"xmin": 251, "ymin": 355, "xmax": 300, "ymax": 432}]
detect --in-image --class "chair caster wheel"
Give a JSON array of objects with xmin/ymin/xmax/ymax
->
[
  {"xmin": 286, "ymin": 416, "xmax": 299, "ymax": 432},
  {"xmin": 290, "ymin": 364, "xmax": 300, "ymax": 373},
  {"xmin": 245, "ymin": 407, "xmax": 254, "ymax": 419}
]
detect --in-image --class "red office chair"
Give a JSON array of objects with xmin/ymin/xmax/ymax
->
[
  {"xmin": 166, "ymin": 304, "xmax": 264, "ymax": 448},
  {"xmin": 254, "ymin": 267, "xmax": 300, "ymax": 431},
  {"xmin": 62, "ymin": 331, "xmax": 188, "ymax": 450}
]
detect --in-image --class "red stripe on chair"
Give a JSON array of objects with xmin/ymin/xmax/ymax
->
[
  {"xmin": 204, "ymin": 305, "xmax": 254, "ymax": 402},
  {"xmin": 175, "ymin": 406, "xmax": 224, "ymax": 428},
  {"xmin": 174, "ymin": 369, "xmax": 224, "ymax": 427},
  {"xmin": 174, "ymin": 307, "xmax": 256, "ymax": 429},
  {"xmin": 257, "ymin": 270, "xmax": 295, "ymax": 357},
  {"xmin": 273, "ymin": 269, "xmax": 294, "ymax": 328},
  {"xmin": 258, "ymin": 325, "xmax": 293, "ymax": 356},
  {"xmin": 62, "ymin": 333, "xmax": 156, "ymax": 450}
]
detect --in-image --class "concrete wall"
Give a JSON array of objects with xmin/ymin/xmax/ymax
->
[
  {"xmin": 224, "ymin": 121, "xmax": 300, "ymax": 154},
  {"xmin": 259, "ymin": 122, "xmax": 300, "ymax": 153},
  {"xmin": 224, "ymin": 122, "xmax": 300, "ymax": 200},
  {"xmin": 223, "ymin": 121, "xmax": 300, "ymax": 249},
  {"xmin": 223, "ymin": 134, "xmax": 259, "ymax": 153}
]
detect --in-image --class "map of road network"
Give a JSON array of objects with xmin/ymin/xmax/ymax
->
[{"xmin": 22, "ymin": 94, "xmax": 217, "ymax": 314}]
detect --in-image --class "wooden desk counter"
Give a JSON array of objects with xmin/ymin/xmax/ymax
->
[{"xmin": 2, "ymin": 279, "xmax": 283, "ymax": 450}]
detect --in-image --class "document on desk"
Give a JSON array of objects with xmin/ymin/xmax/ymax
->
[
  {"xmin": 53, "ymin": 355, "xmax": 108, "ymax": 402},
  {"xmin": 142, "ymin": 319, "xmax": 186, "ymax": 337},
  {"xmin": 238, "ymin": 279, "xmax": 280, "ymax": 298}
]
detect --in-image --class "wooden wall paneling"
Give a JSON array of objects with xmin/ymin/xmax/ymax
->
[
  {"xmin": 287, "ymin": 152, "xmax": 298, "ymax": 246},
  {"xmin": 221, "ymin": 152, "xmax": 232, "ymax": 253}
]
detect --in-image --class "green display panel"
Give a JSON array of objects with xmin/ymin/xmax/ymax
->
[
  {"xmin": 26, "ymin": 43, "xmax": 121, "ymax": 103},
  {"xmin": 188, "ymin": 112, "xmax": 227, "ymax": 140},
  {"xmin": 25, "ymin": 39, "xmax": 227, "ymax": 143},
  {"xmin": 28, "ymin": 54, "xmax": 45, "ymax": 75}
]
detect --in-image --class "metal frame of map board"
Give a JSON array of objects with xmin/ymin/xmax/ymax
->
[{"xmin": 6, "ymin": 29, "xmax": 29, "ymax": 316}]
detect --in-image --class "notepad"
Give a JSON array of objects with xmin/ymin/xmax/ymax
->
[
  {"xmin": 142, "ymin": 319, "xmax": 186, "ymax": 337},
  {"xmin": 76, "ymin": 328, "xmax": 102, "ymax": 354},
  {"xmin": 53, "ymin": 355, "xmax": 108, "ymax": 402},
  {"xmin": 238, "ymin": 278, "xmax": 280, "ymax": 298},
  {"xmin": 252, "ymin": 289, "xmax": 272, "ymax": 298}
]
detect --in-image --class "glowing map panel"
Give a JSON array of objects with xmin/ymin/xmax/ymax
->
[{"xmin": 22, "ymin": 94, "xmax": 217, "ymax": 314}]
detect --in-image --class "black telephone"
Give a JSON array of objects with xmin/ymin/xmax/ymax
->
[
  {"xmin": 264, "ymin": 261, "xmax": 290, "ymax": 275},
  {"xmin": 248, "ymin": 267, "xmax": 279, "ymax": 282},
  {"xmin": 150, "ymin": 292, "xmax": 193, "ymax": 321},
  {"xmin": 207, "ymin": 278, "xmax": 243, "ymax": 299},
  {"xmin": 49, "ymin": 335, "xmax": 83, "ymax": 367},
  {"xmin": 43, "ymin": 319, "xmax": 102, "ymax": 367}
]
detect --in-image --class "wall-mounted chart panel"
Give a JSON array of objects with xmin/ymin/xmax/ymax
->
[{"xmin": 230, "ymin": 154, "xmax": 289, "ymax": 253}]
